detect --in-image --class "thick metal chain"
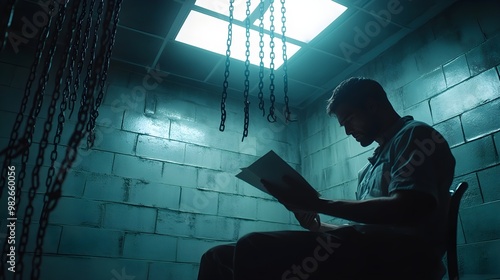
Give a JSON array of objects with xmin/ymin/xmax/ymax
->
[
  {"xmin": 219, "ymin": 0, "xmax": 234, "ymax": 132},
  {"xmin": 19, "ymin": 2, "xmax": 71, "ymax": 279},
  {"xmin": 69, "ymin": 0, "xmax": 94, "ymax": 119},
  {"xmin": 257, "ymin": 0, "xmax": 265, "ymax": 117},
  {"xmin": 281, "ymin": 0, "xmax": 292, "ymax": 122},
  {"xmin": 4, "ymin": 1, "xmax": 57, "ymax": 278},
  {"xmin": 86, "ymin": 0, "xmax": 105, "ymax": 148},
  {"xmin": 267, "ymin": 0, "xmax": 277, "ymax": 123},
  {"xmin": 67, "ymin": 0, "xmax": 87, "ymax": 118},
  {"xmin": 87, "ymin": 0, "xmax": 121, "ymax": 148},
  {"xmin": 242, "ymin": 0, "xmax": 251, "ymax": 141},
  {"xmin": 0, "ymin": 0, "xmax": 53, "ymax": 275}
]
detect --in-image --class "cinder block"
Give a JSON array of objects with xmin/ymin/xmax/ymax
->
[
  {"xmin": 169, "ymin": 119, "xmax": 208, "ymax": 146},
  {"xmin": 122, "ymin": 110, "xmax": 170, "ymax": 139},
  {"xmin": 4, "ymin": 223, "xmax": 61, "ymax": 254},
  {"xmin": 103, "ymin": 203, "xmax": 157, "ymax": 233},
  {"xmin": 452, "ymin": 173, "xmax": 483, "ymax": 209},
  {"xmin": 94, "ymin": 104, "xmax": 124, "ymax": 130},
  {"xmin": 458, "ymin": 239, "xmax": 500, "ymax": 276},
  {"xmin": 430, "ymin": 68, "xmax": 500, "ymax": 123},
  {"xmin": 84, "ymin": 174, "xmax": 127, "ymax": 202},
  {"xmin": 113, "ymin": 154, "xmax": 163, "ymax": 182},
  {"xmin": 432, "ymin": 117, "xmax": 464, "ymax": 148},
  {"xmin": 443, "ymin": 55, "xmax": 470, "ymax": 88},
  {"xmin": 220, "ymin": 150, "xmax": 256, "ymax": 175},
  {"xmin": 136, "ymin": 135, "xmax": 185, "ymax": 163},
  {"xmin": 402, "ymin": 67, "xmax": 446, "ymax": 109},
  {"xmin": 193, "ymin": 214, "xmax": 238, "ymax": 241},
  {"xmin": 403, "ymin": 101, "xmax": 434, "ymax": 126},
  {"xmin": 467, "ymin": 34, "xmax": 500, "ymax": 76},
  {"xmin": 123, "ymin": 233, "xmax": 177, "ymax": 261},
  {"xmin": 156, "ymin": 209, "xmax": 195, "ymax": 237},
  {"xmin": 176, "ymin": 238, "xmax": 226, "ymax": 263},
  {"xmin": 50, "ymin": 197, "xmax": 102, "ymax": 226},
  {"xmin": 163, "ymin": 162, "xmax": 198, "ymax": 188},
  {"xmin": 59, "ymin": 226, "xmax": 123, "ymax": 257},
  {"xmin": 92, "ymin": 127, "xmax": 136, "ymax": 155},
  {"xmin": 415, "ymin": 4, "xmax": 484, "ymax": 75},
  {"xmin": 179, "ymin": 188, "xmax": 218, "ymax": 215},
  {"xmin": 128, "ymin": 181, "xmax": 180, "ymax": 209},
  {"xmin": 256, "ymin": 199, "xmax": 290, "ymax": 224},
  {"xmin": 451, "ymin": 136, "xmax": 498, "ymax": 176},
  {"xmin": 238, "ymin": 179, "xmax": 269, "ymax": 199},
  {"xmin": 218, "ymin": 193, "xmax": 257, "ymax": 220},
  {"xmin": 184, "ymin": 144, "xmax": 221, "ymax": 170},
  {"xmin": 197, "ymin": 168, "xmax": 238, "ymax": 194},
  {"xmin": 460, "ymin": 201, "xmax": 500, "ymax": 243},
  {"xmin": 461, "ymin": 98, "xmax": 500, "ymax": 141},
  {"xmin": 72, "ymin": 149, "xmax": 114, "ymax": 174},
  {"xmin": 477, "ymin": 164, "xmax": 500, "ymax": 203},
  {"xmin": 62, "ymin": 170, "xmax": 87, "ymax": 197},
  {"xmin": 148, "ymin": 262, "xmax": 199, "ymax": 280}
]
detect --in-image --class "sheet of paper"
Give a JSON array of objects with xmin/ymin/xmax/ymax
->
[{"xmin": 236, "ymin": 150, "xmax": 319, "ymax": 199}]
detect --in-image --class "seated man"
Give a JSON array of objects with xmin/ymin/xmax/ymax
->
[{"xmin": 198, "ymin": 77, "xmax": 456, "ymax": 280}]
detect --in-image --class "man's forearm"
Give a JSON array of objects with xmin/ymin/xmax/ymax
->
[{"xmin": 315, "ymin": 197, "xmax": 422, "ymax": 225}]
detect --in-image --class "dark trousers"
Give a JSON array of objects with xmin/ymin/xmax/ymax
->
[{"xmin": 197, "ymin": 226, "xmax": 444, "ymax": 280}]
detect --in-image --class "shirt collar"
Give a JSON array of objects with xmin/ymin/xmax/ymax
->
[{"xmin": 368, "ymin": 115, "xmax": 414, "ymax": 164}]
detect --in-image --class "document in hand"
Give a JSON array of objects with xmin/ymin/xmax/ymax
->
[{"xmin": 235, "ymin": 150, "xmax": 320, "ymax": 201}]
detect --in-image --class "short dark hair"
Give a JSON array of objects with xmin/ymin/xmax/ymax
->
[{"xmin": 326, "ymin": 77, "xmax": 389, "ymax": 116}]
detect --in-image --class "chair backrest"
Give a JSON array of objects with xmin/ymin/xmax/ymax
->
[{"xmin": 447, "ymin": 182, "xmax": 468, "ymax": 280}]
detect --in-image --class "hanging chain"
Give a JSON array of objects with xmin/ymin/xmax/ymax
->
[
  {"xmin": 257, "ymin": 0, "xmax": 265, "ymax": 117},
  {"xmin": 31, "ymin": 0, "xmax": 120, "ymax": 277},
  {"xmin": 242, "ymin": 0, "xmax": 251, "ymax": 141},
  {"xmin": 3, "ymin": 0, "xmax": 57, "ymax": 278},
  {"xmin": 69, "ymin": 0, "xmax": 93, "ymax": 119},
  {"xmin": 219, "ymin": 0, "xmax": 234, "ymax": 132},
  {"xmin": 281, "ymin": 0, "xmax": 292, "ymax": 122},
  {"xmin": 0, "ymin": 0, "xmax": 53, "ymax": 278},
  {"xmin": 86, "ymin": 0, "xmax": 121, "ymax": 148},
  {"xmin": 86, "ymin": 0, "xmax": 106, "ymax": 148},
  {"xmin": 67, "ymin": 0, "xmax": 87, "ymax": 117},
  {"xmin": 267, "ymin": 0, "xmax": 277, "ymax": 123}
]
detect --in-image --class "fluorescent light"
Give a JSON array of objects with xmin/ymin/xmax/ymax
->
[
  {"xmin": 175, "ymin": 10, "xmax": 301, "ymax": 69},
  {"xmin": 257, "ymin": 0, "xmax": 347, "ymax": 43},
  {"xmin": 194, "ymin": 0, "xmax": 261, "ymax": 22}
]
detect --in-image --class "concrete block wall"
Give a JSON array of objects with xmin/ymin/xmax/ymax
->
[
  {"xmin": 0, "ymin": 49, "xmax": 303, "ymax": 279},
  {"xmin": 299, "ymin": 0, "xmax": 500, "ymax": 276}
]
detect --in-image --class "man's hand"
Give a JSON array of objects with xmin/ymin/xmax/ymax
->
[{"xmin": 294, "ymin": 211, "xmax": 321, "ymax": 231}]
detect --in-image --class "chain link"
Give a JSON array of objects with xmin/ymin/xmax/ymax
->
[
  {"xmin": 0, "ymin": 0, "xmax": 50, "ymax": 273},
  {"xmin": 219, "ymin": 0, "xmax": 234, "ymax": 132},
  {"xmin": 86, "ymin": 0, "xmax": 106, "ymax": 148},
  {"xmin": 257, "ymin": 0, "xmax": 265, "ymax": 117},
  {"xmin": 69, "ymin": 0, "xmax": 93, "ymax": 119},
  {"xmin": 281, "ymin": 0, "xmax": 292, "ymax": 122},
  {"xmin": 267, "ymin": 0, "xmax": 277, "ymax": 123},
  {"xmin": 242, "ymin": 0, "xmax": 251, "ymax": 141},
  {"xmin": 3, "ymin": 1, "xmax": 57, "ymax": 278}
]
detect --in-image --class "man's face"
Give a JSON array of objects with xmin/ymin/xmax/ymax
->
[{"xmin": 335, "ymin": 103, "xmax": 379, "ymax": 147}]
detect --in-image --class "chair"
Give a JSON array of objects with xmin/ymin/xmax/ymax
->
[{"xmin": 446, "ymin": 182, "xmax": 468, "ymax": 280}]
